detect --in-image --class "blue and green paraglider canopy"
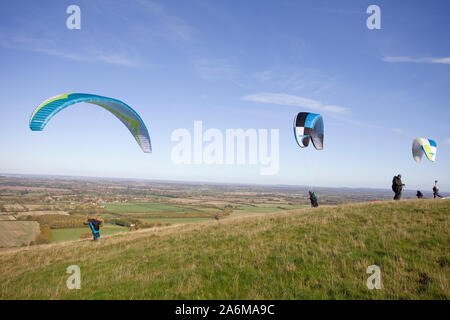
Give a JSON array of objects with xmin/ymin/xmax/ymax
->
[{"xmin": 29, "ymin": 93, "xmax": 152, "ymax": 153}]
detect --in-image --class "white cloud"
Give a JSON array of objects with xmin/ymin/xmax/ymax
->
[
  {"xmin": 383, "ymin": 56, "xmax": 450, "ymax": 65},
  {"xmin": 0, "ymin": 33, "xmax": 139, "ymax": 67},
  {"xmin": 97, "ymin": 54, "xmax": 138, "ymax": 67},
  {"xmin": 0, "ymin": 0, "xmax": 197, "ymax": 68},
  {"xmin": 242, "ymin": 93, "xmax": 348, "ymax": 114}
]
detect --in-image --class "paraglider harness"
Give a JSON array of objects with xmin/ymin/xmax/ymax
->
[
  {"xmin": 88, "ymin": 219, "xmax": 102, "ymax": 241},
  {"xmin": 392, "ymin": 176, "xmax": 400, "ymax": 192},
  {"xmin": 309, "ymin": 191, "xmax": 319, "ymax": 208},
  {"xmin": 392, "ymin": 175, "xmax": 404, "ymax": 200}
]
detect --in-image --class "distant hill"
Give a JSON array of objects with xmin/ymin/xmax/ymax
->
[{"xmin": 0, "ymin": 199, "xmax": 448, "ymax": 299}]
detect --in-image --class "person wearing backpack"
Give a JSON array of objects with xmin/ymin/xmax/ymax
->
[
  {"xmin": 392, "ymin": 174, "xmax": 405, "ymax": 200},
  {"xmin": 433, "ymin": 180, "xmax": 443, "ymax": 198},
  {"xmin": 309, "ymin": 190, "xmax": 319, "ymax": 208},
  {"xmin": 84, "ymin": 218, "xmax": 102, "ymax": 241}
]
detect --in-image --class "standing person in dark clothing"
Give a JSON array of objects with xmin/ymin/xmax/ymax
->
[
  {"xmin": 416, "ymin": 191, "xmax": 423, "ymax": 199},
  {"xmin": 309, "ymin": 190, "xmax": 319, "ymax": 208},
  {"xmin": 392, "ymin": 174, "xmax": 405, "ymax": 200},
  {"xmin": 433, "ymin": 180, "xmax": 443, "ymax": 198},
  {"xmin": 84, "ymin": 218, "xmax": 102, "ymax": 241}
]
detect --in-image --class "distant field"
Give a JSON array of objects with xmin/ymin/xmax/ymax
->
[
  {"xmin": 231, "ymin": 204, "xmax": 309, "ymax": 217},
  {"xmin": 0, "ymin": 186, "xmax": 70, "ymax": 192},
  {"xmin": 3, "ymin": 204, "xmax": 25, "ymax": 212},
  {"xmin": 16, "ymin": 211, "xmax": 69, "ymax": 217},
  {"xmin": 105, "ymin": 202, "xmax": 187, "ymax": 213},
  {"xmin": 139, "ymin": 217, "xmax": 214, "ymax": 224},
  {"xmin": 23, "ymin": 205, "xmax": 57, "ymax": 210},
  {"xmin": 96, "ymin": 213, "xmax": 119, "ymax": 219},
  {"xmin": 104, "ymin": 202, "xmax": 221, "ymax": 215},
  {"xmin": 0, "ymin": 215, "xmax": 16, "ymax": 221},
  {"xmin": 0, "ymin": 221, "xmax": 40, "ymax": 248},
  {"xmin": 50, "ymin": 225, "xmax": 128, "ymax": 243}
]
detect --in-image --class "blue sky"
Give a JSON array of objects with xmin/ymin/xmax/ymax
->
[{"xmin": 0, "ymin": 0, "xmax": 449, "ymax": 191}]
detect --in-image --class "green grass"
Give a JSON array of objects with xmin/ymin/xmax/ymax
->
[
  {"xmin": 96, "ymin": 213, "xmax": 120, "ymax": 219},
  {"xmin": 50, "ymin": 225, "xmax": 128, "ymax": 243},
  {"xmin": 0, "ymin": 199, "xmax": 448, "ymax": 299}
]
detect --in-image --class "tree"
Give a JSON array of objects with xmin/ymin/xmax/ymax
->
[{"xmin": 32, "ymin": 224, "xmax": 51, "ymax": 245}]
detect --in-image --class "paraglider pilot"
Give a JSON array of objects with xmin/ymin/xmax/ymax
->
[
  {"xmin": 392, "ymin": 174, "xmax": 405, "ymax": 200},
  {"xmin": 84, "ymin": 218, "xmax": 102, "ymax": 241},
  {"xmin": 433, "ymin": 180, "xmax": 443, "ymax": 198},
  {"xmin": 309, "ymin": 191, "xmax": 319, "ymax": 208}
]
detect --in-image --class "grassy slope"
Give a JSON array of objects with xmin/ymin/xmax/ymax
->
[
  {"xmin": 50, "ymin": 225, "xmax": 129, "ymax": 243},
  {"xmin": 230, "ymin": 204, "xmax": 309, "ymax": 217},
  {"xmin": 0, "ymin": 199, "xmax": 448, "ymax": 299},
  {"xmin": 139, "ymin": 217, "xmax": 214, "ymax": 224}
]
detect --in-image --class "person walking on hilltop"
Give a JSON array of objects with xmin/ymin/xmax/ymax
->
[
  {"xmin": 433, "ymin": 180, "xmax": 443, "ymax": 198},
  {"xmin": 392, "ymin": 174, "xmax": 405, "ymax": 200}
]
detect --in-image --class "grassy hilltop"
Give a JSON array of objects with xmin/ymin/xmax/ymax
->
[{"xmin": 0, "ymin": 199, "xmax": 448, "ymax": 299}]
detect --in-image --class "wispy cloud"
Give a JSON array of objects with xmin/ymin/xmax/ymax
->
[
  {"xmin": 250, "ymin": 68, "xmax": 336, "ymax": 96},
  {"xmin": 328, "ymin": 115, "xmax": 383, "ymax": 130},
  {"xmin": 383, "ymin": 56, "xmax": 450, "ymax": 65},
  {"xmin": 391, "ymin": 128, "xmax": 403, "ymax": 134},
  {"xmin": 445, "ymin": 139, "xmax": 450, "ymax": 146},
  {"xmin": 253, "ymin": 71, "xmax": 273, "ymax": 82},
  {"xmin": 0, "ymin": 0, "xmax": 197, "ymax": 68},
  {"xmin": 1, "ymin": 34, "xmax": 139, "ymax": 67},
  {"xmin": 134, "ymin": 0, "xmax": 196, "ymax": 43},
  {"xmin": 96, "ymin": 54, "xmax": 137, "ymax": 67},
  {"xmin": 195, "ymin": 59, "xmax": 237, "ymax": 81},
  {"xmin": 242, "ymin": 93, "xmax": 349, "ymax": 114}
]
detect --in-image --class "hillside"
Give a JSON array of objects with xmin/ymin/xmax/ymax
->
[{"xmin": 0, "ymin": 199, "xmax": 448, "ymax": 299}]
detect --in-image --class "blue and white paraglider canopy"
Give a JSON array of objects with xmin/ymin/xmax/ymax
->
[{"xmin": 293, "ymin": 112, "xmax": 324, "ymax": 150}]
